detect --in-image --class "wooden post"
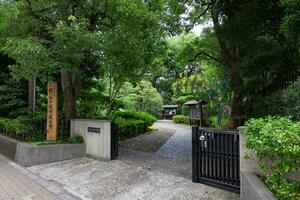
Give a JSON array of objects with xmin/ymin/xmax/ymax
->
[{"xmin": 47, "ymin": 82, "xmax": 58, "ymax": 141}]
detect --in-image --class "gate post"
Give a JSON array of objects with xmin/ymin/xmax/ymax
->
[
  {"xmin": 110, "ymin": 122, "xmax": 118, "ymax": 160},
  {"xmin": 192, "ymin": 125, "xmax": 199, "ymax": 183}
]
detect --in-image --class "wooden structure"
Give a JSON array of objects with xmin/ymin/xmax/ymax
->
[
  {"xmin": 46, "ymin": 82, "xmax": 58, "ymax": 141},
  {"xmin": 163, "ymin": 105, "xmax": 179, "ymax": 119},
  {"xmin": 184, "ymin": 99, "xmax": 207, "ymax": 126}
]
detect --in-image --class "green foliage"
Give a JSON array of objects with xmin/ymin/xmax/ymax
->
[
  {"xmin": 114, "ymin": 118, "xmax": 148, "ymax": 140},
  {"xmin": 118, "ymin": 81, "xmax": 164, "ymax": 118},
  {"xmin": 244, "ymin": 92, "xmax": 283, "ymax": 119},
  {"xmin": 208, "ymin": 115, "xmax": 232, "ymax": 129},
  {"xmin": 67, "ymin": 134, "xmax": 84, "ymax": 144},
  {"xmin": 113, "ymin": 111, "xmax": 156, "ymax": 126},
  {"xmin": 37, "ymin": 134, "xmax": 84, "ymax": 145},
  {"xmin": 0, "ymin": 54, "xmax": 27, "ymax": 118},
  {"xmin": 172, "ymin": 115, "xmax": 189, "ymax": 124},
  {"xmin": 77, "ymin": 88, "xmax": 109, "ymax": 120},
  {"xmin": 245, "ymin": 78, "xmax": 300, "ymax": 120},
  {"xmin": 280, "ymin": 0, "xmax": 300, "ymax": 49},
  {"xmin": 113, "ymin": 111, "xmax": 156, "ymax": 140},
  {"xmin": 245, "ymin": 116, "xmax": 300, "ymax": 200},
  {"xmin": 0, "ymin": 0, "xmax": 165, "ymax": 118},
  {"xmin": 281, "ymin": 79, "xmax": 300, "ymax": 121},
  {"xmin": 0, "ymin": 111, "xmax": 46, "ymax": 141},
  {"xmin": 3, "ymin": 37, "xmax": 51, "ymax": 80}
]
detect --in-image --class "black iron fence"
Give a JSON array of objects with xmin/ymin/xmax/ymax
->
[
  {"xmin": 192, "ymin": 126, "xmax": 240, "ymax": 193},
  {"xmin": 257, "ymin": 75, "xmax": 299, "ymax": 95}
]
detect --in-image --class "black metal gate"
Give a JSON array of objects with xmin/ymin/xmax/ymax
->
[
  {"xmin": 192, "ymin": 126, "xmax": 240, "ymax": 193},
  {"xmin": 111, "ymin": 122, "xmax": 118, "ymax": 160}
]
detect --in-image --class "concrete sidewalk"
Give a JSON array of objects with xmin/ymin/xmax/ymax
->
[
  {"xmin": 0, "ymin": 155, "xmax": 79, "ymax": 200},
  {"xmin": 0, "ymin": 155, "xmax": 59, "ymax": 200}
]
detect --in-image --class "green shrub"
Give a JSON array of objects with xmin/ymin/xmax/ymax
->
[
  {"xmin": 113, "ymin": 111, "xmax": 156, "ymax": 140},
  {"xmin": 68, "ymin": 134, "xmax": 84, "ymax": 144},
  {"xmin": 113, "ymin": 111, "xmax": 156, "ymax": 126},
  {"xmin": 114, "ymin": 118, "xmax": 148, "ymax": 140},
  {"xmin": 208, "ymin": 115, "xmax": 232, "ymax": 128},
  {"xmin": 0, "ymin": 111, "xmax": 47, "ymax": 141},
  {"xmin": 245, "ymin": 116, "xmax": 300, "ymax": 200},
  {"xmin": 172, "ymin": 115, "xmax": 189, "ymax": 124}
]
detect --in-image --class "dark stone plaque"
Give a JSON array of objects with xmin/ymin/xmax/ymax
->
[{"xmin": 87, "ymin": 127, "xmax": 101, "ymax": 134}]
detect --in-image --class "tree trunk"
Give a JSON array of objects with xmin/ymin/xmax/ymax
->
[
  {"xmin": 228, "ymin": 60, "xmax": 244, "ymax": 127},
  {"xmin": 61, "ymin": 70, "xmax": 82, "ymax": 119},
  {"xmin": 212, "ymin": 12, "xmax": 244, "ymax": 127},
  {"xmin": 28, "ymin": 78, "xmax": 36, "ymax": 111}
]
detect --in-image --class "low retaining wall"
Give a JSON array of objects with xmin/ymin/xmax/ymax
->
[
  {"xmin": 0, "ymin": 134, "xmax": 86, "ymax": 167},
  {"xmin": 15, "ymin": 143, "xmax": 86, "ymax": 167},
  {"xmin": 241, "ymin": 171, "xmax": 277, "ymax": 200},
  {"xmin": 0, "ymin": 135, "xmax": 18, "ymax": 161},
  {"xmin": 239, "ymin": 128, "xmax": 278, "ymax": 200}
]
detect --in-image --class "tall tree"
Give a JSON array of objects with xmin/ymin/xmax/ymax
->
[
  {"xmin": 181, "ymin": 0, "xmax": 300, "ymax": 125},
  {"xmin": 0, "ymin": 0, "xmax": 164, "ymax": 119}
]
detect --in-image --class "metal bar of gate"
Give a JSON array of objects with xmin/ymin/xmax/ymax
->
[
  {"xmin": 192, "ymin": 126, "xmax": 199, "ymax": 182},
  {"xmin": 192, "ymin": 127, "xmax": 240, "ymax": 193}
]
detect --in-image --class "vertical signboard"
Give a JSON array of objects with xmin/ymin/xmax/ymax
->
[{"xmin": 47, "ymin": 82, "xmax": 58, "ymax": 141}]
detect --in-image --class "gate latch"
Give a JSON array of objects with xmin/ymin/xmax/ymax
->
[{"xmin": 199, "ymin": 135, "xmax": 205, "ymax": 141}]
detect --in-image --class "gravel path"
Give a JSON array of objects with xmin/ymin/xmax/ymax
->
[
  {"xmin": 120, "ymin": 127, "xmax": 175, "ymax": 153},
  {"xmin": 155, "ymin": 125, "xmax": 191, "ymax": 159}
]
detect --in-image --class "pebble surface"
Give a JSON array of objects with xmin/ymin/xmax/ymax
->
[{"xmin": 156, "ymin": 126, "xmax": 192, "ymax": 159}]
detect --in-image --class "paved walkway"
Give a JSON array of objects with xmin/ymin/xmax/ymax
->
[
  {"xmin": 28, "ymin": 157, "xmax": 239, "ymax": 200},
  {"xmin": 0, "ymin": 120, "xmax": 239, "ymax": 200},
  {"xmin": 0, "ymin": 155, "xmax": 59, "ymax": 200},
  {"xmin": 27, "ymin": 121, "xmax": 239, "ymax": 200}
]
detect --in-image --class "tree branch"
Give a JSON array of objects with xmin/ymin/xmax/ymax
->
[
  {"xmin": 189, "ymin": 51, "xmax": 224, "ymax": 65},
  {"xmin": 186, "ymin": 0, "xmax": 216, "ymax": 32}
]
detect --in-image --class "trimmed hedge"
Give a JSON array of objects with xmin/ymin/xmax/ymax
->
[
  {"xmin": 113, "ymin": 111, "xmax": 156, "ymax": 140},
  {"xmin": 172, "ymin": 115, "xmax": 189, "ymax": 124},
  {"xmin": 113, "ymin": 111, "xmax": 156, "ymax": 125}
]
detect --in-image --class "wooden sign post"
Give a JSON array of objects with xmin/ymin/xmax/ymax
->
[{"xmin": 46, "ymin": 82, "xmax": 58, "ymax": 141}]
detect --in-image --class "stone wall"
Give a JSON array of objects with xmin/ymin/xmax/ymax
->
[
  {"xmin": 241, "ymin": 171, "xmax": 277, "ymax": 200},
  {"xmin": 70, "ymin": 119, "xmax": 112, "ymax": 161},
  {"xmin": 0, "ymin": 135, "xmax": 18, "ymax": 161},
  {"xmin": 15, "ymin": 143, "xmax": 86, "ymax": 167},
  {"xmin": 0, "ymin": 134, "xmax": 85, "ymax": 167}
]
